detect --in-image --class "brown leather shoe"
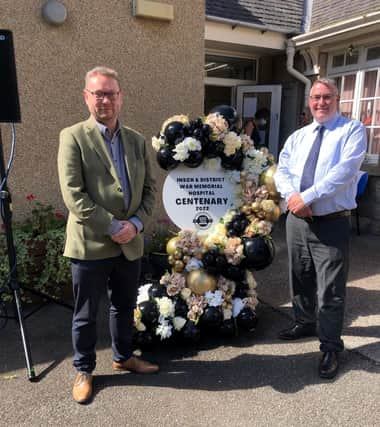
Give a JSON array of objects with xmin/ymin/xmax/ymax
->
[
  {"xmin": 72, "ymin": 372, "xmax": 93, "ymax": 404},
  {"xmin": 113, "ymin": 356, "xmax": 159, "ymax": 374}
]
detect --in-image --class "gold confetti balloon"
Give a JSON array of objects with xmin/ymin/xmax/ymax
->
[
  {"xmin": 259, "ymin": 164, "xmax": 280, "ymax": 198},
  {"xmin": 186, "ymin": 269, "xmax": 217, "ymax": 295}
]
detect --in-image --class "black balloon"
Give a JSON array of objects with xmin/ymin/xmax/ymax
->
[
  {"xmin": 183, "ymin": 150, "xmax": 204, "ymax": 168},
  {"xmin": 236, "ymin": 307, "xmax": 258, "ymax": 331},
  {"xmin": 209, "ymin": 105, "xmax": 238, "ymax": 127},
  {"xmin": 164, "ymin": 121, "xmax": 186, "ymax": 145},
  {"xmin": 221, "ymin": 149, "xmax": 244, "ymax": 170},
  {"xmin": 243, "ymin": 236, "xmax": 274, "ymax": 270},
  {"xmin": 138, "ymin": 301, "xmax": 159, "ymax": 325},
  {"xmin": 222, "ymin": 264, "xmax": 245, "ymax": 282},
  {"xmin": 156, "ymin": 147, "xmax": 179, "ymax": 171},
  {"xmin": 133, "ymin": 330, "xmax": 155, "ymax": 350},
  {"xmin": 219, "ymin": 319, "xmax": 235, "ymax": 337},
  {"xmin": 181, "ymin": 321, "xmax": 201, "ymax": 342},
  {"xmin": 200, "ymin": 306, "xmax": 223, "ymax": 329},
  {"xmin": 148, "ymin": 282, "xmax": 167, "ymax": 299},
  {"xmin": 234, "ymin": 283, "xmax": 249, "ymax": 299},
  {"xmin": 174, "ymin": 298, "xmax": 188, "ymax": 318}
]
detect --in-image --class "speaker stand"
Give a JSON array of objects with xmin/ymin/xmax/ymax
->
[{"xmin": 0, "ymin": 126, "xmax": 36, "ymax": 381}]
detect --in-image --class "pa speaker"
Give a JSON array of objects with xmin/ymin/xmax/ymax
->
[{"xmin": 0, "ymin": 29, "xmax": 21, "ymax": 123}]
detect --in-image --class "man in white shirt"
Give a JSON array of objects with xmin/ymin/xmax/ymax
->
[{"xmin": 274, "ymin": 78, "xmax": 367, "ymax": 379}]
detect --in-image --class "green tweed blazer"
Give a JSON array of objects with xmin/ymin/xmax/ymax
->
[{"xmin": 57, "ymin": 116, "xmax": 156, "ymax": 261}]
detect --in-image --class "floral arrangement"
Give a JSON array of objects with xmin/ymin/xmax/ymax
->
[
  {"xmin": 0, "ymin": 194, "xmax": 70, "ymax": 303},
  {"xmin": 133, "ymin": 106, "xmax": 284, "ymax": 346}
]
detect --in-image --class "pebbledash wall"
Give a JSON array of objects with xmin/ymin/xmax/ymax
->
[{"xmin": 0, "ymin": 0, "xmax": 205, "ymax": 226}]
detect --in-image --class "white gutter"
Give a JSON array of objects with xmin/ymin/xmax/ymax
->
[
  {"xmin": 293, "ymin": 10, "xmax": 380, "ymax": 47},
  {"xmin": 286, "ymin": 39, "xmax": 311, "ymax": 108},
  {"xmin": 206, "ymin": 14, "xmax": 298, "ymax": 35}
]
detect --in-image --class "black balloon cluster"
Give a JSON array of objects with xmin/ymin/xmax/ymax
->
[
  {"xmin": 155, "ymin": 105, "xmax": 243, "ymax": 171},
  {"xmin": 133, "ymin": 277, "xmax": 259, "ymax": 349}
]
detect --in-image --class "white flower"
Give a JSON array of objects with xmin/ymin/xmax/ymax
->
[
  {"xmin": 173, "ymin": 316, "xmax": 187, "ymax": 331},
  {"xmin": 151, "ymin": 135, "xmax": 165, "ymax": 152},
  {"xmin": 245, "ymin": 270, "xmax": 257, "ymax": 289},
  {"xmin": 223, "ymin": 131, "xmax": 242, "ymax": 156},
  {"xmin": 156, "ymin": 296, "xmax": 175, "ymax": 318},
  {"xmin": 172, "ymin": 137, "xmax": 201, "ymax": 161},
  {"xmin": 156, "ymin": 320, "xmax": 173, "ymax": 340},
  {"xmin": 223, "ymin": 308, "xmax": 233, "ymax": 320},
  {"xmin": 137, "ymin": 283, "xmax": 152, "ymax": 304},
  {"xmin": 180, "ymin": 287, "xmax": 192, "ymax": 301},
  {"xmin": 185, "ymin": 257, "xmax": 203, "ymax": 272},
  {"xmin": 173, "ymin": 141, "xmax": 189, "ymax": 161},
  {"xmin": 232, "ymin": 298, "xmax": 246, "ymax": 317},
  {"xmin": 185, "ymin": 137, "xmax": 202, "ymax": 152},
  {"xmin": 205, "ymin": 290, "xmax": 224, "ymax": 307}
]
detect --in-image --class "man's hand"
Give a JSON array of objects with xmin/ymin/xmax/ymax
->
[
  {"xmin": 287, "ymin": 193, "xmax": 313, "ymax": 217},
  {"xmin": 111, "ymin": 220, "xmax": 137, "ymax": 244}
]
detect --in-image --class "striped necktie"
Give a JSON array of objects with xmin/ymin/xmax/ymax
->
[{"xmin": 300, "ymin": 125, "xmax": 325, "ymax": 192}]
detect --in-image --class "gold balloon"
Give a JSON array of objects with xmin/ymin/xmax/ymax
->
[
  {"xmin": 173, "ymin": 260, "xmax": 185, "ymax": 272},
  {"xmin": 166, "ymin": 236, "xmax": 180, "ymax": 255},
  {"xmin": 267, "ymin": 205, "xmax": 282, "ymax": 222},
  {"xmin": 186, "ymin": 269, "xmax": 217, "ymax": 295},
  {"xmin": 259, "ymin": 164, "xmax": 280, "ymax": 197}
]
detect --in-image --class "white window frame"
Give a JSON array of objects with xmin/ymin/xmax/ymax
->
[{"xmin": 328, "ymin": 45, "xmax": 380, "ymax": 164}]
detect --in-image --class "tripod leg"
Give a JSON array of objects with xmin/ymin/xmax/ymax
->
[{"xmin": 12, "ymin": 284, "xmax": 37, "ymax": 381}]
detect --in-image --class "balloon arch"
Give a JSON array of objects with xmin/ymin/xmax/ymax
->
[{"xmin": 133, "ymin": 105, "xmax": 283, "ymax": 347}]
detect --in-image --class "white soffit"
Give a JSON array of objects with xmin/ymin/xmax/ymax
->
[
  {"xmin": 205, "ymin": 20, "xmax": 286, "ymax": 52},
  {"xmin": 292, "ymin": 11, "xmax": 380, "ymax": 48}
]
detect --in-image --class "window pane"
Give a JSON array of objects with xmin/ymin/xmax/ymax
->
[
  {"xmin": 374, "ymin": 100, "xmax": 380, "ymax": 126},
  {"xmin": 205, "ymin": 55, "xmax": 256, "ymax": 80},
  {"xmin": 340, "ymin": 102, "xmax": 353, "ymax": 118},
  {"xmin": 345, "ymin": 50, "xmax": 359, "ymax": 65},
  {"xmin": 363, "ymin": 70, "xmax": 378, "ymax": 98},
  {"xmin": 370, "ymin": 128, "xmax": 380, "ymax": 155},
  {"xmin": 360, "ymin": 100, "xmax": 373, "ymax": 125},
  {"xmin": 332, "ymin": 54, "xmax": 344, "ymax": 67},
  {"xmin": 341, "ymin": 74, "xmax": 356, "ymax": 100},
  {"xmin": 367, "ymin": 46, "xmax": 380, "ymax": 61}
]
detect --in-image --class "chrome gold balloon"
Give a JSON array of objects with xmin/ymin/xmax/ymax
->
[
  {"xmin": 186, "ymin": 269, "xmax": 217, "ymax": 295},
  {"xmin": 259, "ymin": 164, "xmax": 280, "ymax": 197},
  {"xmin": 166, "ymin": 236, "xmax": 180, "ymax": 255}
]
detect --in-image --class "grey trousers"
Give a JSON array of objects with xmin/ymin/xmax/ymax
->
[
  {"xmin": 71, "ymin": 255, "xmax": 141, "ymax": 373},
  {"xmin": 286, "ymin": 213, "xmax": 350, "ymax": 352}
]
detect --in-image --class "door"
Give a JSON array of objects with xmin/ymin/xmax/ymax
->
[{"xmin": 236, "ymin": 85, "xmax": 282, "ymax": 159}]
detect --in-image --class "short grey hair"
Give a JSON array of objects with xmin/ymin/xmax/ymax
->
[
  {"xmin": 85, "ymin": 66, "xmax": 120, "ymax": 89},
  {"xmin": 311, "ymin": 77, "xmax": 339, "ymax": 95}
]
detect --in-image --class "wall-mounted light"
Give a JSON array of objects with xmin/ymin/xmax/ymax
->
[
  {"xmin": 133, "ymin": 0, "xmax": 174, "ymax": 21},
  {"xmin": 41, "ymin": 0, "xmax": 68, "ymax": 26},
  {"xmin": 347, "ymin": 44, "xmax": 354, "ymax": 57}
]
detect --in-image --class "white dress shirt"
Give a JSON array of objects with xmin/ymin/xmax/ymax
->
[{"xmin": 274, "ymin": 113, "xmax": 367, "ymax": 216}]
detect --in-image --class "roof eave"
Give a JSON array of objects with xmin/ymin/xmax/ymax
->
[{"xmin": 206, "ymin": 14, "xmax": 302, "ymax": 37}]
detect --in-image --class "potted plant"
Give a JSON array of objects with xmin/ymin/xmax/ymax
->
[
  {"xmin": 144, "ymin": 217, "xmax": 176, "ymax": 279},
  {"xmin": 0, "ymin": 194, "xmax": 71, "ymax": 304}
]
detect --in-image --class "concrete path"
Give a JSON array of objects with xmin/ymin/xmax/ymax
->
[{"xmin": 0, "ymin": 220, "xmax": 379, "ymax": 426}]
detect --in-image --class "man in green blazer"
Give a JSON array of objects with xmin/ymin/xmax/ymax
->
[{"xmin": 58, "ymin": 66, "xmax": 158, "ymax": 404}]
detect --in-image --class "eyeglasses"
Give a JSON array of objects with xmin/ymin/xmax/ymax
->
[
  {"xmin": 309, "ymin": 94, "xmax": 336, "ymax": 102},
  {"xmin": 86, "ymin": 89, "xmax": 120, "ymax": 101}
]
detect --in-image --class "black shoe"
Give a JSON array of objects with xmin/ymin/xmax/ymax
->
[
  {"xmin": 319, "ymin": 351, "xmax": 339, "ymax": 379},
  {"xmin": 278, "ymin": 323, "xmax": 316, "ymax": 340}
]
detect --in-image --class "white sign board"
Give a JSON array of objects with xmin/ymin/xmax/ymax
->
[{"xmin": 163, "ymin": 164, "xmax": 236, "ymax": 233}]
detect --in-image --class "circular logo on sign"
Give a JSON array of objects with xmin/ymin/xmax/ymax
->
[{"xmin": 193, "ymin": 212, "xmax": 213, "ymax": 230}]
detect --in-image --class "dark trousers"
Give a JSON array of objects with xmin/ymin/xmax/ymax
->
[
  {"xmin": 286, "ymin": 213, "xmax": 350, "ymax": 352},
  {"xmin": 71, "ymin": 254, "xmax": 141, "ymax": 373}
]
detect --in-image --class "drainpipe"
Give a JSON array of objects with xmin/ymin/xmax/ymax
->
[{"xmin": 286, "ymin": 39, "xmax": 311, "ymax": 109}]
